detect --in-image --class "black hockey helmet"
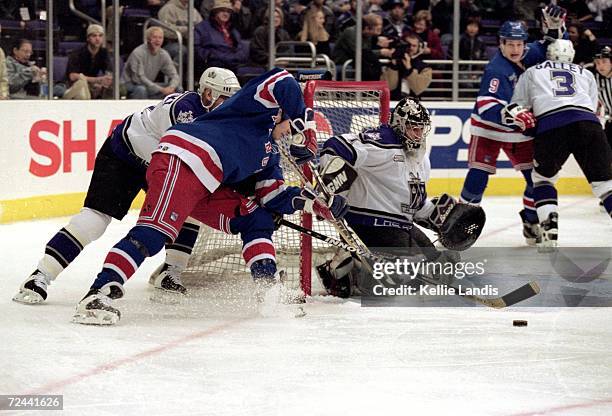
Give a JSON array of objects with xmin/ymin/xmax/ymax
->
[
  {"xmin": 594, "ymin": 46, "xmax": 611, "ymax": 60},
  {"xmin": 390, "ymin": 97, "xmax": 432, "ymax": 150}
]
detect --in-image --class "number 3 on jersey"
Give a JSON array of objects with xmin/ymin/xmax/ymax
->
[{"xmin": 550, "ymin": 70, "xmax": 576, "ymax": 97}]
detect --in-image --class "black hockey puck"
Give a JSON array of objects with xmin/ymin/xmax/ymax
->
[{"xmin": 513, "ymin": 320, "xmax": 528, "ymax": 327}]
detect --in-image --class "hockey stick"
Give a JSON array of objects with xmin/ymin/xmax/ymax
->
[{"xmin": 277, "ymin": 217, "xmax": 540, "ymax": 308}]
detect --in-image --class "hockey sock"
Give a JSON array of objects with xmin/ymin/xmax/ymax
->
[
  {"xmin": 460, "ymin": 169, "xmax": 489, "ymax": 204},
  {"xmin": 533, "ymin": 182, "xmax": 558, "ymax": 223},
  {"xmin": 521, "ymin": 169, "xmax": 538, "ymax": 223},
  {"xmin": 165, "ymin": 220, "xmax": 200, "ymax": 270},
  {"xmin": 91, "ymin": 226, "xmax": 167, "ymax": 290}
]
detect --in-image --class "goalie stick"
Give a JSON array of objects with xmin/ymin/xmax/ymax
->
[{"xmin": 277, "ymin": 217, "xmax": 540, "ymax": 308}]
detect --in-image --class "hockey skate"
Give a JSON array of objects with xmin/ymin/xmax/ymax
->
[
  {"xmin": 253, "ymin": 273, "xmax": 306, "ymax": 318},
  {"xmin": 520, "ymin": 209, "xmax": 539, "ymax": 246},
  {"xmin": 72, "ymin": 286, "xmax": 124, "ymax": 325},
  {"xmin": 537, "ymin": 212, "xmax": 559, "ymax": 253},
  {"xmin": 13, "ymin": 270, "xmax": 51, "ymax": 304},
  {"xmin": 149, "ymin": 264, "xmax": 187, "ymax": 304}
]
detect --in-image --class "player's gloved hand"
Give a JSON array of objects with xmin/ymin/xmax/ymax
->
[
  {"xmin": 542, "ymin": 4, "xmax": 567, "ymax": 40},
  {"xmin": 289, "ymin": 108, "xmax": 318, "ymax": 165},
  {"xmin": 292, "ymin": 186, "xmax": 349, "ymax": 220},
  {"xmin": 502, "ymin": 103, "xmax": 536, "ymax": 131}
]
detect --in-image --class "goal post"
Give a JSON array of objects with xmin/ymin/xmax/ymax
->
[{"xmin": 183, "ymin": 80, "xmax": 391, "ymax": 296}]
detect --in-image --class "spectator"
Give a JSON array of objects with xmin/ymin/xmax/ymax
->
[
  {"xmin": 587, "ymin": 0, "xmax": 612, "ymax": 22},
  {"xmin": 250, "ymin": 7, "xmax": 291, "ymax": 65},
  {"xmin": 63, "ymin": 24, "xmax": 112, "ymax": 100},
  {"xmin": 335, "ymin": 0, "xmax": 357, "ymax": 35},
  {"xmin": 121, "ymin": 27, "xmax": 181, "ymax": 99},
  {"xmin": 194, "ymin": 0, "xmax": 250, "ymax": 73},
  {"xmin": 301, "ymin": 0, "xmax": 336, "ymax": 41},
  {"xmin": 0, "ymin": 1, "xmax": 36, "ymax": 24},
  {"xmin": 459, "ymin": 17, "xmax": 485, "ymax": 60},
  {"xmin": 386, "ymin": 31, "xmax": 432, "ymax": 99},
  {"xmin": 298, "ymin": 9, "xmax": 331, "ymax": 56},
  {"xmin": 254, "ymin": 0, "xmax": 291, "ymax": 32},
  {"xmin": 158, "ymin": 0, "xmax": 204, "ymax": 64},
  {"xmin": 231, "ymin": 0, "xmax": 254, "ymax": 39},
  {"xmin": 333, "ymin": 13, "xmax": 394, "ymax": 81},
  {"xmin": 382, "ymin": 0, "xmax": 411, "ymax": 47},
  {"xmin": 6, "ymin": 38, "xmax": 45, "ymax": 99},
  {"xmin": 567, "ymin": 21, "xmax": 599, "ymax": 65},
  {"xmin": 559, "ymin": 0, "xmax": 593, "ymax": 21},
  {"xmin": 0, "ymin": 46, "xmax": 8, "ymax": 99},
  {"xmin": 410, "ymin": 10, "xmax": 444, "ymax": 59},
  {"xmin": 366, "ymin": 0, "xmax": 385, "ymax": 14}
]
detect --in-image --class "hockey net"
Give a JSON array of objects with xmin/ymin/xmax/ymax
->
[{"xmin": 183, "ymin": 80, "xmax": 390, "ymax": 296}]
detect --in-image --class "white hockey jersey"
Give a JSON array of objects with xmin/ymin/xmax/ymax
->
[
  {"xmin": 512, "ymin": 60, "xmax": 600, "ymax": 134},
  {"xmin": 110, "ymin": 92, "xmax": 207, "ymax": 167},
  {"xmin": 320, "ymin": 125, "xmax": 434, "ymax": 230}
]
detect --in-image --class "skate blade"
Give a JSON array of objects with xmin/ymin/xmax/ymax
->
[
  {"xmin": 524, "ymin": 237, "xmax": 537, "ymax": 247},
  {"xmin": 72, "ymin": 310, "xmax": 120, "ymax": 326},
  {"xmin": 12, "ymin": 289, "xmax": 44, "ymax": 305},
  {"xmin": 537, "ymin": 242, "xmax": 558, "ymax": 253},
  {"xmin": 149, "ymin": 288, "xmax": 186, "ymax": 305}
]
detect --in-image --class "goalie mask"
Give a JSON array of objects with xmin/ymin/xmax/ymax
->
[{"xmin": 390, "ymin": 97, "xmax": 432, "ymax": 150}]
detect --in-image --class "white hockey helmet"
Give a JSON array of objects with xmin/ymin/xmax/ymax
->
[
  {"xmin": 197, "ymin": 67, "xmax": 241, "ymax": 102},
  {"xmin": 546, "ymin": 39, "xmax": 575, "ymax": 64}
]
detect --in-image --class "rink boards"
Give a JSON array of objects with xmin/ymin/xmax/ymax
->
[{"xmin": 0, "ymin": 100, "xmax": 590, "ymax": 223}]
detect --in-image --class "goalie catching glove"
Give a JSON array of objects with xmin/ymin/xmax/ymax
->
[
  {"xmin": 287, "ymin": 108, "xmax": 318, "ymax": 165},
  {"xmin": 416, "ymin": 194, "xmax": 486, "ymax": 251},
  {"xmin": 292, "ymin": 186, "xmax": 349, "ymax": 221},
  {"xmin": 502, "ymin": 103, "xmax": 536, "ymax": 131}
]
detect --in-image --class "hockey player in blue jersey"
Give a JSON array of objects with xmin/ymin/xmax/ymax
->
[
  {"xmin": 459, "ymin": 6, "xmax": 566, "ymax": 246},
  {"xmin": 72, "ymin": 68, "xmax": 348, "ymax": 325},
  {"xmin": 13, "ymin": 67, "xmax": 241, "ymax": 306}
]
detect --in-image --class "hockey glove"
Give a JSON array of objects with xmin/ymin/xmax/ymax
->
[
  {"xmin": 541, "ymin": 4, "xmax": 567, "ymax": 40},
  {"xmin": 288, "ymin": 108, "xmax": 318, "ymax": 165},
  {"xmin": 292, "ymin": 186, "xmax": 349, "ymax": 221},
  {"xmin": 502, "ymin": 103, "xmax": 536, "ymax": 131}
]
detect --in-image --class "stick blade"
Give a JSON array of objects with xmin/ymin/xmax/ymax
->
[{"xmin": 500, "ymin": 281, "xmax": 540, "ymax": 307}]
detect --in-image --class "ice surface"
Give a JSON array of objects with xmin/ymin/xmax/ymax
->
[{"xmin": 1, "ymin": 196, "xmax": 611, "ymax": 415}]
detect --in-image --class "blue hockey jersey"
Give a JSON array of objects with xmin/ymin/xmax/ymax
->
[
  {"xmin": 156, "ymin": 68, "xmax": 308, "ymax": 194},
  {"xmin": 470, "ymin": 42, "xmax": 547, "ymax": 143}
]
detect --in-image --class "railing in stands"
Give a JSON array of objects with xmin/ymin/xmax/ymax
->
[{"xmin": 274, "ymin": 41, "xmax": 336, "ymax": 77}]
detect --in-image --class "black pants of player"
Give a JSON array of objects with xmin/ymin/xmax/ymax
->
[
  {"xmin": 605, "ymin": 121, "xmax": 612, "ymax": 150},
  {"xmin": 351, "ymin": 223, "xmax": 440, "ymax": 261},
  {"xmin": 533, "ymin": 121, "xmax": 612, "ymax": 183},
  {"xmin": 84, "ymin": 137, "xmax": 148, "ymax": 220}
]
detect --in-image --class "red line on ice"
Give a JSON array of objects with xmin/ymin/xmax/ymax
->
[
  {"xmin": 506, "ymin": 398, "xmax": 612, "ymax": 416},
  {"xmin": 26, "ymin": 318, "xmax": 249, "ymax": 395}
]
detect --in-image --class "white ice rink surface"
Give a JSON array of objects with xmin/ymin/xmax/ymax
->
[{"xmin": 1, "ymin": 196, "xmax": 611, "ymax": 416}]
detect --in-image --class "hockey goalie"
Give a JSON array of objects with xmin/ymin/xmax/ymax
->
[{"xmin": 315, "ymin": 97, "xmax": 486, "ymax": 297}]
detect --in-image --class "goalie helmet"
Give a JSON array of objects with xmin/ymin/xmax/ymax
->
[
  {"xmin": 197, "ymin": 67, "xmax": 241, "ymax": 102},
  {"xmin": 546, "ymin": 39, "xmax": 575, "ymax": 64},
  {"xmin": 390, "ymin": 97, "xmax": 432, "ymax": 150}
]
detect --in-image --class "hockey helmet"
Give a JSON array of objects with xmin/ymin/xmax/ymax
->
[
  {"xmin": 594, "ymin": 46, "xmax": 611, "ymax": 60},
  {"xmin": 197, "ymin": 67, "xmax": 241, "ymax": 102},
  {"xmin": 498, "ymin": 21, "xmax": 528, "ymax": 41},
  {"xmin": 546, "ymin": 39, "xmax": 575, "ymax": 63},
  {"xmin": 390, "ymin": 97, "xmax": 431, "ymax": 150}
]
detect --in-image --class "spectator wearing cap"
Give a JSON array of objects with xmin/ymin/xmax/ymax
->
[
  {"xmin": 250, "ymin": 7, "xmax": 291, "ymax": 65},
  {"xmin": 194, "ymin": 0, "xmax": 250, "ymax": 73},
  {"xmin": 63, "ymin": 24, "xmax": 112, "ymax": 99},
  {"xmin": 410, "ymin": 10, "xmax": 444, "ymax": 59},
  {"xmin": 158, "ymin": 0, "xmax": 203, "ymax": 64},
  {"xmin": 333, "ymin": 13, "xmax": 394, "ymax": 80},
  {"xmin": 382, "ymin": 0, "xmax": 411, "ymax": 46},
  {"xmin": 121, "ymin": 27, "xmax": 180, "ymax": 99}
]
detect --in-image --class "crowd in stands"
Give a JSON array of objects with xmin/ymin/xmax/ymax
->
[{"xmin": 0, "ymin": 0, "xmax": 610, "ymax": 99}]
